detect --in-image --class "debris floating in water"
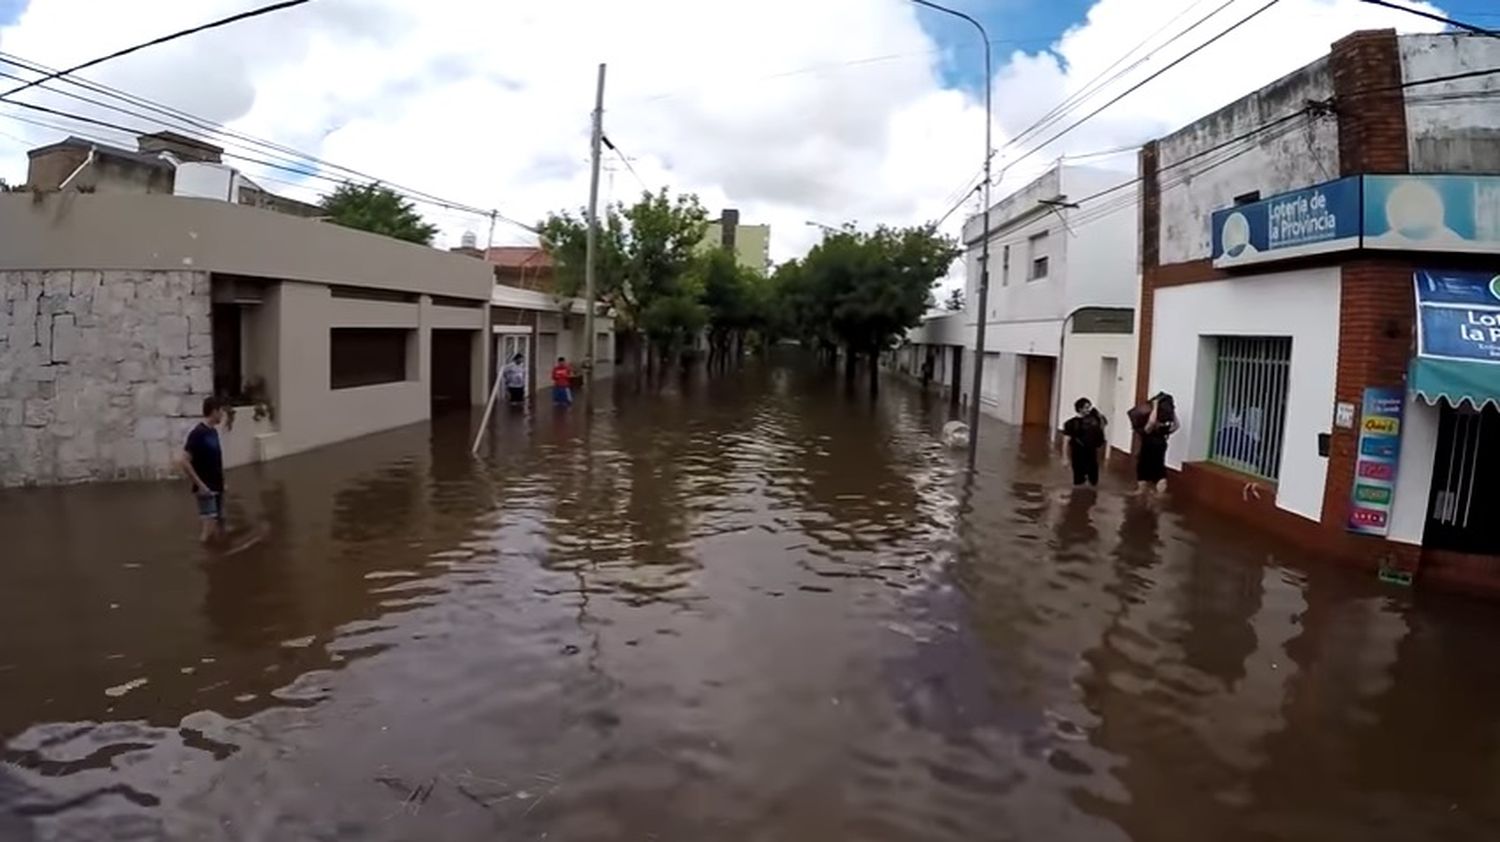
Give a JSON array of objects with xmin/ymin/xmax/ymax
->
[{"xmin": 104, "ymin": 678, "xmax": 149, "ymax": 698}]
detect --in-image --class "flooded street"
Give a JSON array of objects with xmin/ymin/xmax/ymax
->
[{"xmin": 4, "ymin": 363, "xmax": 1500, "ymax": 841}]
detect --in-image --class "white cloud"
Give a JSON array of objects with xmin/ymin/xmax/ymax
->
[{"xmin": 0, "ymin": 0, "xmax": 1451, "ymax": 272}]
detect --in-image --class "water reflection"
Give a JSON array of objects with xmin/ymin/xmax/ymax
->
[{"xmin": 2, "ymin": 362, "xmax": 1500, "ymax": 840}]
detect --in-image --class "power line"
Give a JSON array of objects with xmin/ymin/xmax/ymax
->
[
  {"xmin": 1007, "ymin": 0, "xmax": 1284, "ymax": 175},
  {"xmin": 600, "ymin": 133, "xmax": 652, "ymax": 194},
  {"xmin": 1356, "ymin": 0, "xmax": 1499, "ymax": 37},
  {"xmin": 1004, "ymin": 0, "xmax": 1229, "ymax": 155},
  {"xmin": 0, "ymin": 100, "xmax": 500, "ymax": 218},
  {"xmin": 625, "ymin": 35, "xmax": 1057, "ymax": 105},
  {"xmin": 0, "ymin": 0, "xmax": 310, "ymax": 101},
  {"xmin": 0, "ymin": 54, "xmax": 541, "ymax": 236}
]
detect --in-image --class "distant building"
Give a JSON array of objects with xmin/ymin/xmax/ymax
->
[
  {"xmin": 699, "ymin": 209, "xmax": 770, "ymax": 276},
  {"xmin": 26, "ymin": 131, "xmax": 321, "ymax": 217}
]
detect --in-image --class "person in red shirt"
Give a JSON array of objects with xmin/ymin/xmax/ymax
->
[{"xmin": 551, "ymin": 356, "xmax": 574, "ymax": 406}]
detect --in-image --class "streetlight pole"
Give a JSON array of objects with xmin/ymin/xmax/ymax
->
[{"xmin": 910, "ymin": 0, "xmax": 991, "ymax": 471}]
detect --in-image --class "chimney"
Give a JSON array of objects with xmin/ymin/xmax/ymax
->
[
  {"xmin": 721, "ymin": 208, "xmax": 739, "ymax": 251},
  {"xmin": 138, "ymin": 131, "xmax": 223, "ymax": 164}
]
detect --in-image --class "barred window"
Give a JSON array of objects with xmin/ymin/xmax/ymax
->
[{"xmin": 1209, "ymin": 337, "xmax": 1292, "ymax": 480}]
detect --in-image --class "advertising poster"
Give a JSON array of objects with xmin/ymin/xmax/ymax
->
[{"xmin": 1347, "ymin": 386, "xmax": 1405, "ymax": 536}]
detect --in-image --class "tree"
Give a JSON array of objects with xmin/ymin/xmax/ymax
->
[
  {"xmin": 319, "ymin": 182, "xmax": 438, "ymax": 245},
  {"xmin": 944, "ymin": 287, "xmax": 965, "ymax": 311},
  {"xmin": 698, "ymin": 248, "xmax": 768, "ymax": 369},
  {"xmin": 541, "ymin": 189, "xmax": 709, "ymax": 373},
  {"xmin": 775, "ymin": 224, "xmax": 958, "ymax": 394}
]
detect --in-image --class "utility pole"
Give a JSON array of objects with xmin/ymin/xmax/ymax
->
[
  {"xmin": 910, "ymin": 0, "xmax": 993, "ymax": 471},
  {"xmin": 583, "ymin": 63, "xmax": 607, "ymax": 395},
  {"xmin": 485, "ymin": 209, "xmax": 497, "ymax": 251}
]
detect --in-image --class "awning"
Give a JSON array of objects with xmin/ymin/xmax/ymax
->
[
  {"xmin": 1411, "ymin": 357, "xmax": 1500, "ymax": 411},
  {"xmin": 1412, "ymin": 269, "xmax": 1500, "ymax": 411}
]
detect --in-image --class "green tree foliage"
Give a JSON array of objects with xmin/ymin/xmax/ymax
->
[
  {"xmin": 319, "ymin": 182, "xmax": 438, "ymax": 245},
  {"xmin": 540, "ymin": 189, "xmax": 709, "ymax": 369},
  {"xmin": 772, "ymin": 224, "xmax": 959, "ymax": 392},
  {"xmin": 944, "ymin": 287, "xmax": 965, "ymax": 311},
  {"xmin": 698, "ymin": 248, "xmax": 770, "ymax": 367}
]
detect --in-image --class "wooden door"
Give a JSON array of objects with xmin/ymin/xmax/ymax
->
[{"xmin": 1022, "ymin": 355, "xmax": 1056, "ymax": 427}]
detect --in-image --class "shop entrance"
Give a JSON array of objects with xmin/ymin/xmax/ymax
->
[{"xmin": 1424, "ymin": 403, "xmax": 1500, "ymax": 555}]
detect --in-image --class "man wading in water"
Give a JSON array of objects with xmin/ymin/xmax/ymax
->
[
  {"xmin": 176, "ymin": 397, "xmax": 228, "ymax": 543},
  {"xmin": 1063, "ymin": 397, "xmax": 1108, "ymax": 487}
]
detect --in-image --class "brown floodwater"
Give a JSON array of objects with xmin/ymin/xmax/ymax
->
[{"xmin": 3, "ymin": 363, "xmax": 1500, "ymax": 841}]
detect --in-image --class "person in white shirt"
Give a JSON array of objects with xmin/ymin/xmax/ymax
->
[{"xmin": 502, "ymin": 354, "xmax": 527, "ymax": 404}]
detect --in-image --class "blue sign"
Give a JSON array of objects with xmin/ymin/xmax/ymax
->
[
  {"xmin": 1365, "ymin": 175, "xmax": 1500, "ymax": 254},
  {"xmin": 1348, "ymin": 386, "xmax": 1405, "ymax": 537},
  {"xmin": 1414, "ymin": 269, "xmax": 1500, "ymax": 364},
  {"xmin": 1211, "ymin": 176, "xmax": 1362, "ymax": 268}
]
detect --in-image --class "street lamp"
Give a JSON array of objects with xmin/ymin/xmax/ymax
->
[
  {"xmin": 910, "ymin": 0, "xmax": 992, "ymax": 470},
  {"xmin": 804, "ymin": 220, "xmax": 843, "ymax": 234}
]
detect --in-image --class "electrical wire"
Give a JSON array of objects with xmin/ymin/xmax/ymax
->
[
  {"xmin": 1356, "ymin": 0, "xmax": 1499, "ymax": 37},
  {"xmin": 0, "ymin": 0, "xmax": 310, "ymax": 101},
  {"xmin": 0, "ymin": 50, "xmax": 537, "ymax": 232},
  {"xmin": 601, "ymin": 133, "xmax": 652, "ymax": 194},
  {"xmin": 1006, "ymin": 0, "xmax": 1284, "ymax": 175},
  {"xmin": 1004, "ymin": 0, "xmax": 1231, "ymax": 155}
]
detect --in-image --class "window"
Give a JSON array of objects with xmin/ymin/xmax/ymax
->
[
  {"xmin": 330, "ymin": 328, "xmax": 411, "ymax": 390},
  {"xmin": 211, "ymin": 304, "xmax": 242, "ymax": 400},
  {"xmin": 1028, "ymin": 231, "xmax": 1050, "ymax": 281},
  {"xmin": 1209, "ymin": 337, "xmax": 1292, "ymax": 480}
]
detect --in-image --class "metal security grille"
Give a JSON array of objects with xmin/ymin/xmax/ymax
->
[
  {"xmin": 1209, "ymin": 337, "xmax": 1292, "ymax": 480},
  {"xmin": 1426, "ymin": 404, "xmax": 1500, "ymax": 555}
]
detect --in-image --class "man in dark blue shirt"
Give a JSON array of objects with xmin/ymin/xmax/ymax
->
[{"xmin": 177, "ymin": 396, "xmax": 227, "ymax": 543}]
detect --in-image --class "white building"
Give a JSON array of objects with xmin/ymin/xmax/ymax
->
[{"xmin": 955, "ymin": 164, "xmax": 1139, "ymax": 451}]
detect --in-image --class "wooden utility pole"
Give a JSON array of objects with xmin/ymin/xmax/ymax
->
[{"xmin": 583, "ymin": 63, "xmax": 607, "ymax": 392}]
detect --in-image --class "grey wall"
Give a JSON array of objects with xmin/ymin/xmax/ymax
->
[
  {"xmin": 0, "ymin": 193, "xmax": 494, "ymax": 302},
  {"xmin": 1400, "ymin": 33, "xmax": 1500, "ymax": 173},
  {"xmin": 0, "ymin": 270, "xmax": 211, "ymax": 486}
]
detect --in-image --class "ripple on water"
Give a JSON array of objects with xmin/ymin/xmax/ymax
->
[{"xmin": 4, "ymin": 369, "xmax": 1500, "ymax": 840}]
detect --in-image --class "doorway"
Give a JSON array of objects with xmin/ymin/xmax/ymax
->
[
  {"xmin": 494, "ymin": 332, "xmax": 531, "ymax": 386},
  {"xmin": 1425, "ymin": 402, "xmax": 1500, "ymax": 555},
  {"xmin": 1022, "ymin": 354, "xmax": 1056, "ymax": 427},
  {"xmin": 949, "ymin": 347, "xmax": 963, "ymax": 408},
  {"xmin": 1098, "ymin": 356, "xmax": 1119, "ymax": 435},
  {"xmin": 430, "ymin": 329, "xmax": 475, "ymax": 414}
]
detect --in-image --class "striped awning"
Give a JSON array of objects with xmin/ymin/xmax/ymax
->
[
  {"xmin": 1412, "ymin": 270, "xmax": 1500, "ymax": 411},
  {"xmin": 1411, "ymin": 357, "xmax": 1500, "ymax": 411}
]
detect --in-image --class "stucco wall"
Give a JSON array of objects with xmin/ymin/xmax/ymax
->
[
  {"xmin": 1149, "ymin": 267, "xmax": 1341, "ymax": 521},
  {"xmin": 262, "ymin": 283, "xmax": 487, "ymax": 462},
  {"xmin": 1157, "ymin": 58, "xmax": 1338, "ymax": 265},
  {"xmin": 0, "ymin": 194, "xmax": 493, "ymax": 302},
  {"xmin": 0, "ymin": 270, "xmax": 211, "ymax": 486},
  {"xmin": 1399, "ymin": 33, "xmax": 1500, "ymax": 173},
  {"xmin": 1059, "ymin": 332, "xmax": 1137, "ymax": 452}
]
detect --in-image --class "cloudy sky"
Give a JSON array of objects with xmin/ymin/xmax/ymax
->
[{"xmin": 0, "ymin": 0, "xmax": 1481, "ymax": 267}]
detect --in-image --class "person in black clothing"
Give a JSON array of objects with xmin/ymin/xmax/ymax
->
[
  {"xmin": 177, "ymin": 396, "xmax": 228, "ymax": 543},
  {"xmin": 1131, "ymin": 392, "xmax": 1178, "ymax": 494},
  {"xmin": 1062, "ymin": 397, "xmax": 1108, "ymax": 486}
]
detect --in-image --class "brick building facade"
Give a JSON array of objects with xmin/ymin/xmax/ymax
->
[{"xmin": 1135, "ymin": 30, "xmax": 1500, "ymax": 596}]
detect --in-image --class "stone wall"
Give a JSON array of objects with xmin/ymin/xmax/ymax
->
[{"xmin": 0, "ymin": 270, "xmax": 212, "ymax": 486}]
